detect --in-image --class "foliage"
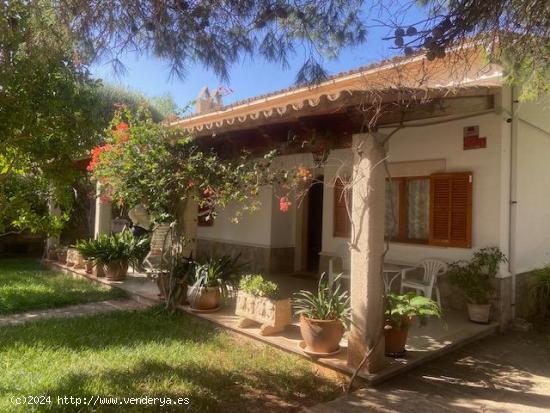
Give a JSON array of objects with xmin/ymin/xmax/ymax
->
[
  {"xmin": 58, "ymin": 0, "xmax": 366, "ymax": 84},
  {"xmin": 448, "ymin": 247, "xmax": 508, "ymax": 304},
  {"xmin": 0, "ymin": 259, "xmax": 125, "ymax": 315},
  {"xmin": 239, "ymin": 274, "xmax": 280, "ymax": 299},
  {"xmin": 385, "ymin": 293, "xmax": 441, "ymax": 330},
  {"xmin": 528, "ymin": 265, "xmax": 550, "ymax": 319},
  {"xmin": 392, "ymin": 0, "xmax": 549, "ymax": 100},
  {"xmin": 0, "ymin": 309, "xmax": 340, "ymax": 413},
  {"xmin": 75, "ymin": 231, "xmax": 149, "ymax": 267},
  {"xmin": 188, "ymin": 254, "xmax": 243, "ymax": 296},
  {"xmin": 0, "ymin": 0, "xmax": 105, "ymax": 236},
  {"xmin": 293, "ymin": 274, "xmax": 350, "ymax": 324},
  {"xmin": 89, "ymin": 107, "xmax": 283, "ymax": 224}
]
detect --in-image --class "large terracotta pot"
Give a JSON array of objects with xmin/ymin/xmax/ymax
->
[
  {"xmin": 104, "ymin": 259, "xmax": 129, "ymax": 281},
  {"xmin": 187, "ymin": 286, "xmax": 221, "ymax": 310},
  {"xmin": 299, "ymin": 316, "xmax": 344, "ymax": 354},
  {"xmin": 467, "ymin": 303, "xmax": 491, "ymax": 323}
]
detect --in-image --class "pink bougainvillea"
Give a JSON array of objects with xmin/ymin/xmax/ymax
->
[{"xmin": 279, "ymin": 196, "xmax": 292, "ymax": 212}]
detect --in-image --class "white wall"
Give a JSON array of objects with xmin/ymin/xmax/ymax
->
[
  {"xmin": 322, "ymin": 112, "xmax": 504, "ymax": 264},
  {"xmin": 513, "ymin": 94, "xmax": 550, "ymax": 273},
  {"xmin": 197, "ymin": 153, "xmax": 313, "ymax": 248}
]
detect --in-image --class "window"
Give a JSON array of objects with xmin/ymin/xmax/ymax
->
[
  {"xmin": 385, "ymin": 172, "xmax": 472, "ymax": 248},
  {"xmin": 333, "ymin": 178, "xmax": 352, "ymax": 237}
]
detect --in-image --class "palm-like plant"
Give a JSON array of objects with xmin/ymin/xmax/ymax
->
[
  {"xmin": 293, "ymin": 275, "xmax": 351, "ymax": 325},
  {"xmin": 75, "ymin": 231, "xmax": 149, "ymax": 268},
  {"xmin": 188, "ymin": 254, "xmax": 242, "ymax": 297},
  {"xmin": 385, "ymin": 293, "xmax": 442, "ymax": 330}
]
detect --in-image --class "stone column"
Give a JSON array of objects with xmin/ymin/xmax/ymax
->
[
  {"xmin": 46, "ymin": 197, "xmax": 61, "ymax": 253},
  {"xmin": 94, "ymin": 182, "xmax": 112, "ymax": 238},
  {"xmin": 347, "ymin": 133, "xmax": 386, "ymax": 373}
]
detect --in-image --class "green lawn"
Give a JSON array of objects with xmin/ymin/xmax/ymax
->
[
  {"xmin": 0, "ymin": 259, "xmax": 126, "ymax": 315},
  {"xmin": 0, "ymin": 309, "xmax": 341, "ymax": 412}
]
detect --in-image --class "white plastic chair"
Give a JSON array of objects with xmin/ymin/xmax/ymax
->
[
  {"xmin": 328, "ymin": 244, "xmax": 351, "ymax": 286},
  {"xmin": 400, "ymin": 259, "xmax": 447, "ymax": 307}
]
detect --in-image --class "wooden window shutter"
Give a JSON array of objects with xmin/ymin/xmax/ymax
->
[
  {"xmin": 333, "ymin": 178, "xmax": 351, "ymax": 237},
  {"xmin": 429, "ymin": 172, "xmax": 472, "ymax": 248}
]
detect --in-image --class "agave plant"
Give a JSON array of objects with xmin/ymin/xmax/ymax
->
[
  {"xmin": 75, "ymin": 231, "xmax": 149, "ymax": 268},
  {"xmin": 293, "ymin": 274, "xmax": 351, "ymax": 325}
]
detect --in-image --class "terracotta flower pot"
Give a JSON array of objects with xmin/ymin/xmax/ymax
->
[
  {"xmin": 384, "ymin": 317, "xmax": 413, "ymax": 356},
  {"xmin": 187, "ymin": 286, "xmax": 220, "ymax": 310},
  {"xmin": 104, "ymin": 259, "xmax": 129, "ymax": 281},
  {"xmin": 299, "ymin": 316, "xmax": 344, "ymax": 354},
  {"xmin": 85, "ymin": 260, "xmax": 94, "ymax": 274},
  {"xmin": 467, "ymin": 303, "xmax": 491, "ymax": 323}
]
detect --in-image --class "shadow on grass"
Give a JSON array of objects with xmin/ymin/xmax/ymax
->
[
  {"xmin": 0, "ymin": 309, "xmax": 340, "ymax": 413},
  {"xmin": 35, "ymin": 358, "xmax": 337, "ymax": 413}
]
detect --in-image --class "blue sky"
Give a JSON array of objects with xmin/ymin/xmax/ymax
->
[{"xmin": 91, "ymin": 4, "xmax": 426, "ymax": 111}]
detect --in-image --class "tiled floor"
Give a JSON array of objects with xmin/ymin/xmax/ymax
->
[{"xmin": 47, "ymin": 262, "xmax": 498, "ymax": 384}]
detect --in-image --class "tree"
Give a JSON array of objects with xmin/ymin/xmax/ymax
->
[
  {"xmin": 0, "ymin": 1, "xmax": 167, "ymax": 237},
  {"xmin": 57, "ymin": 0, "xmax": 367, "ymax": 84},
  {"xmin": 387, "ymin": 0, "xmax": 549, "ymax": 100}
]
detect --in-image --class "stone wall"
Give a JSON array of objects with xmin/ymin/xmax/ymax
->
[{"xmin": 196, "ymin": 238, "xmax": 294, "ymax": 274}]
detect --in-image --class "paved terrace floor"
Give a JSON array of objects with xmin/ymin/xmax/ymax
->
[{"xmin": 47, "ymin": 261, "xmax": 497, "ymax": 385}]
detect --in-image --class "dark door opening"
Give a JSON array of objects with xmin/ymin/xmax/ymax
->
[{"xmin": 306, "ymin": 176, "xmax": 324, "ymax": 272}]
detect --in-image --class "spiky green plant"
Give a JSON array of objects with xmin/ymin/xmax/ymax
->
[
  {"xmin": 188, "ymin": 254, "xmax": 242, "ymax": 298},
  {"xmin": 293, "ymin": 274, "xmax": 350, "ymax": 325}
]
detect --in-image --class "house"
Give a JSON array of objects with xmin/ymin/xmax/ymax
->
[{"xmin": 89, "ymin": 47, "xmax": 550, "ymax": 373}]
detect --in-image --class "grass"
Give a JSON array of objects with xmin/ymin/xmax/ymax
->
[
  {"xmin": 0, "ymin": 259, "xmax": 126, "ymax": 315},
  {"xmin": 0, "ymin": 308, "xmax": 342, "ymax": 412}
]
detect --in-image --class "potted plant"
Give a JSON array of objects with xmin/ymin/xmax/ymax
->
[
  {"xmin": 384, "ymin": 292, "xmax": 442, "ymax": 356},
  {"xmin": 75, "ymin": 232, "xmax": 148, "ymax": 281},
  {"xmin": 448, "ymin": 247, "xmax": 507, "ymax": 323},
  {"xmin": 236, "ymin": 274, "xmax": 292, "ymax": 335},
  {"xmin": 293, "ymin": 275, "xmax": 350, "ymax": 356},
  {"xmin": 187, "ymin": 254, "xmax": 241, "ymax": 311}
]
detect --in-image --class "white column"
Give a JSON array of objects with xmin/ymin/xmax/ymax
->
[
  {"xmin": 347, "ymin": 133, "xmax": 386, "ymax": 373},
  {"xmin": 46, "ymin": 197, "xmax": 61, "ymax": 252},
  {"xmin": 94, "ymin": 182, "xmax": 112, "ymax": 238}
]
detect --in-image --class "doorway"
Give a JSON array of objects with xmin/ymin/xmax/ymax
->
[{"xmin": 305, "ymin": 176, "xmax": 324, "ymax": 273}]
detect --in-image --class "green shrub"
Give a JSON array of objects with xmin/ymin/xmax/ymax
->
[
  {"xmin": 529, "ymin": 265, "xmax": 550, "ymax": 319},
  {"xmin": 75, "ymin": 231, "xmax": 149, "ymax": 267},
  {"xmin": 448, "ymin": 247, "xmax": 507, "ymax": 304},
  {"xmin": 239, "ymin": 274, "xmax": 279, "ymax": 299},
  {"xmin": 188, "ymin": 254, "xmax": 242, "ymax": 296},
  {"xmin": 385, "ymin": 293, "xmax": 442, "ymax": 330}
]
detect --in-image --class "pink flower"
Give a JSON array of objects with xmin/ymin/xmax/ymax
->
[{"xmin": 279, "ymin": 196, "xmax": 292, "ymax": 213}]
